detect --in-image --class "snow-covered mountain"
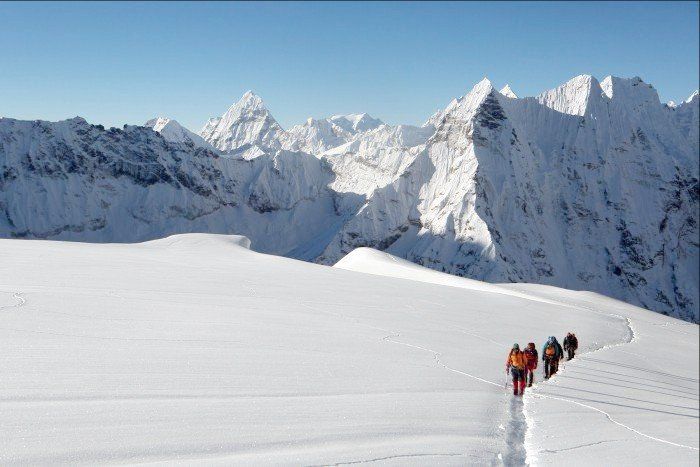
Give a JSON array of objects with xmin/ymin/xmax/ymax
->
[
  {"xmin": 320, "ymin": 76, "xmax": 699, "ymax": 322},
  {"xmin": 1, "ymin": 75, "xmax": 698, "ymax": 322},
  {"xmin": 199, "ymin": 91, "xmax": 385, "ymax": 156},
  {"xmin": 199, "ymin": 91, "xmax": 292, "ymax": 153},
  {"xmin": 144, "ymin": 117, "xmax": 215, "ymax": 151},
  {"xmin": 321, "ymin": 123, "xmax": 435, "ymax": 197},
  {"xmin": 0, "ymin": 117, "xmax": 338, "ymax": 255},
  {"xmin": 287, "ymin": 113, "xmax": 384, "ymax": 154},
  {"xmin": 670, "ymin": 90, "xmax": 699, "ymax": 155}
]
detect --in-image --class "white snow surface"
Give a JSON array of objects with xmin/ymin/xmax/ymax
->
[
  {"xmin": 335, "ymin": 247, "xmax": 561, "ymax": 305},
  {"xmin": 0, "ymin": 234, "xmax": 697, "ymax": 465}
]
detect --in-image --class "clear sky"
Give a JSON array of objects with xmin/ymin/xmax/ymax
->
[{"xmin": 1, "ymin": 1, "xmax": 698, "ymax": 131}]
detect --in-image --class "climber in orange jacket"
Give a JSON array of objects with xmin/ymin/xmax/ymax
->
[{"xmin": 506, "ymin": 343, "xmax": 527, "ymax": 395}]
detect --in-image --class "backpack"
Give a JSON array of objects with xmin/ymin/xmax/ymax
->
[
  {"xmin": 545, "ymin": 344, "xmax": 556, "ymax": 357},
  {"xmin": 509, "ymin": 350, "xmax": 525, "ymax": 368},
  {"xmin": 524, "ymin": 348, "xmax": 537, "ymax": 365}
]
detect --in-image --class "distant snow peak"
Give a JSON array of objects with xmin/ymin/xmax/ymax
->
[
  {"xmin": 538, "ymin": 74, "xmax": 601, "ymax": 116},
  {"xmin": 474, "ymin": 77, "xmax": 494, "ymax": 93},
  {"xmin": 600, "ymin": 75, "xmax": 660, "ymax": 106},
  {"xmin": 500, "ymin": 84, "xmax": 518, "ymax": 99},
  {"xmin": 238, "ymin": 90, "xmax": 265, "ymax": 110},
  {"xmin": 439, "ymin": 77, "xmax": 498, "ymax": 123},
  {"xmin": 223, "ymin": 90, "xmax": 268, "ymax": 119},
  {"xmin": 144, "ymin": 117, "xmax": 213, "ymax": 150},
  {"xmin": 200, "ymin": 90, "xmax": 289, "ymax": 153},
  {"xmin": 686, "ymin": 90, "xmax": 699, "ymax": 103},
  {"xmin": 288, "ymin": 112, "xmax": 384, "ymax": 154},
  {"xmin": 329, "ymin": 113, "xmax": 383, "ymax": 133},
  {"xmin": 144, "ymin": 117, "xmax": 171, "ymax": 131}
]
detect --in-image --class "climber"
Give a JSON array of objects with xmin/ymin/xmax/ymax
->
[
  {"xmin": 524, "ymin": 342, "xmax": 538, "ymax": 387},
  {"xmin": 542, "ymin": 336, "xmax": 563, "ymax": 379},
  {"xmin": 563, "ymin": 332, "xmax": 578, "ymax": 360},
  {"xmin": 506, "ymin": 343, "xmax": 527, "ymax": 395}
]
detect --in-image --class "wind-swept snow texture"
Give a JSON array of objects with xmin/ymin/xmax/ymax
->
[
  {"xmin": 0, "ymin": 235, "xmax": 697, "ymax": 465},
  {"xmin": 0, "ymin": 75, "xmax": 698, "ymax": 322}
]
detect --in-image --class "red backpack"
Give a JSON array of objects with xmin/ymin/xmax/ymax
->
[{"xmin": 524, "ymin": 348, "xmax": 537, "ymax": 365}]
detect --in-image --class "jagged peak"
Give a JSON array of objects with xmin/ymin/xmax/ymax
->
[
  {"xmin": 562, "ymin": 74, "xmax": 601, "ymax": 94},
  {"xmin": 145, "ymin": 116, "xmax": 169, "ymax": 126},
  {"xmin": 500, "ymin": 84, "xmax": 518, "ymax": 98},
  {"xmin": 685, "ymin": 90, "xmax": 699, "ymax": 103},
  {"xmin": 600, "ymin": 75, "xmax": 659, "ymax": 106},
  {"xmin": 67, "ymin": 116, "xmax": 88, "ymax": 124},
  {"xmin": 327, "ymin": 113, "xmax": 383, "ymax": 133},
  {"xmin": 537, "ymin": 74, "xmax": 603, "ymax": 116},
  {"xmin": 464, "ymin": 78, "xmax": 495, "ymax": 101},
  {"xmin": 143, "ymin": 116, "xmax": 214, "ymax": 149},
  {"xmin": 474, "ymin": 77, "xmax": 494, "ymax": 93},
  {"xmin": 232, "ymin": 90, "xmax": 266, "ymax": 112},
  {"xmin": 198, "ymin": 90, "xmax": 288, "ymax": 153},
  {"xmin": 144, "ymin": 117, "xmax": 179, "ymax": 131},
  {"xmin": 201, "ymin": 91, "xmax": 272, "ymax": 139},
  {"xmin": 203, "ymin": 92, "xmax": 269, "ymax": 129},
  {"xmin": 571, "ymin": 73, "xmax": 597, "ymax": 83},
  {"xmin": 212, "ymin": 91, "xmax": 276, "ymax": 129},
  {"xmin": 435, "ymin": 78, "xmax": 500, "ymax": 124}
]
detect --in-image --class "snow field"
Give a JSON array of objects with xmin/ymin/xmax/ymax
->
[{"xmin": 0, "ymin": 234, "xmax": 697, "ymax": 465}]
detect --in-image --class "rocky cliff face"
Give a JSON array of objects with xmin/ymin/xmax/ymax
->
[{"xmin": 1, "ymin": 75, "xmax": 698, "ymax": 321}]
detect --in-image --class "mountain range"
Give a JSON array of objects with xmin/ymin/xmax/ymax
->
[{"xmin": 0, "ymin": 74, "xmax": 697, "ymax": 322}]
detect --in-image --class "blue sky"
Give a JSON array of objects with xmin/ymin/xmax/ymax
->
[{"xmin": 1, "ymin": 2, "xmax": 698, "ymax": 130}]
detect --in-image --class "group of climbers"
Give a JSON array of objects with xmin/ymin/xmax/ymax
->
[{"xmin": 505, "ymin": 333, "xmax": 578, "ymax": 395}]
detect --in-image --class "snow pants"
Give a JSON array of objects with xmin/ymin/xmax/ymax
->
[
  {"xmin": 511, "ymin": 367, "xmax": 526, "ymax": 395},
  {"xmin": 544, "ymin": 357, "xmax": 558, "ymax": 379},
  {"xmin": 566, "ymin": 348, "xmax": 576, "ymax": 360},
  {"xmin": 526, "ymin": 366, "xmax": 535, "ymax": 387}
]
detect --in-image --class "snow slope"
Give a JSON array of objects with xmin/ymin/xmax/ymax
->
[
  {"xmin": 338, "ymin": 247, "xmax": 699, "ymax": 465},
  {"xmin": 0, "ymin": 235, "xmax": 697, "ymax": 465}
]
